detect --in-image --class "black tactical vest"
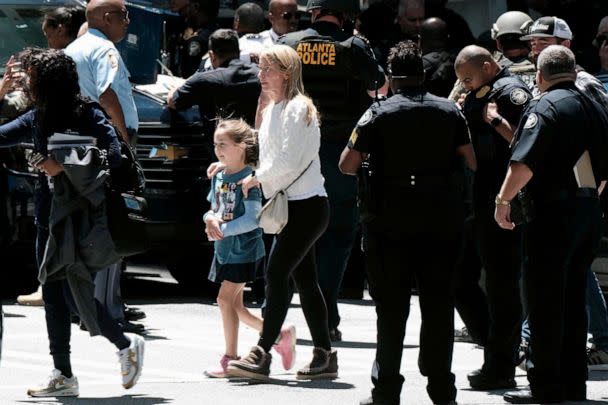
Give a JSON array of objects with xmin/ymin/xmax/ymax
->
[{"xmin": 292, "ymin": 34, "xmax": 363, "ymax": 123}]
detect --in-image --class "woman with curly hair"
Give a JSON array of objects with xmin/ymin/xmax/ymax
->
[
  {"xmin": 16, "ymin": 6, "xmax": 86, "ymax": 309},
  {"xmin": 0, "ymin": 48, "xmax": 144, "ymax": 397}
]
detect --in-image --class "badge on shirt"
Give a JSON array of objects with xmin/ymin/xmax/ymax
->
[
  {"xmin": 476, "ymin": 86, "xmax": 491, "ymax": 99},
  {"xmin": 510, "ymin": 88, "xmax": 529, "ymax": 105},
  {"xmin": 108, "ymin": 52, "xmax": 118, "ymax": 70},
  {"xmin": 524, "ymin": 113, "xmax": 538, "ymax": 129},
  {"xmin": 189, "ymin": 41, "xmax": 202, "ymax": 56},
  {"xmin": 357, "ymin": 109, "xmax": 373, "ymax": 127}
]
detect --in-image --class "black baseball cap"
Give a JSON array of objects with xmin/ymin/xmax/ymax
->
[{"xmin": 521, "ymin": 16, "xmax": 573, "ymax": 40}]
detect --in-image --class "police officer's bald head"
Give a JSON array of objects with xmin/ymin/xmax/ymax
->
[
  {"xmin": 454, "ymin": 45, "xmax": 495, "ymax": 69},
  {"xmin": 87, "ymin": 0, "xmax": 129, "ymax": 43},
  {"xmin": 454, "ymin": 45, "xmax": 501, "ymax": 91},
  {"xmin": 420, "ymin": 17, "xmax": 448, "ymax": 52}
]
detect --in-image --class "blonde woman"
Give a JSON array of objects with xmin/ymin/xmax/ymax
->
[{"xmin": 227, "ymin": 45, "xmax": 336, "ymax": 380}]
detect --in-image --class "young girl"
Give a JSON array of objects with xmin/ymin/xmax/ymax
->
[{"xmin": 204, "ymin": 119, "xmax": 295, "ymax": 378}]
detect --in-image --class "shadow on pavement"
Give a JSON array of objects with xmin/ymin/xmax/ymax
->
[
  {"xmin": 295, "ymin": 338, "xmax": 417, "ymax": 350},
  {"xmin": 228, "ymin": 377, "xmax": 355, "ymax": 389},
  {"xmin": 3, "ymin": 311, "xmax": 26, "ymax": 318},
  {"xmin": 18, "ymin": 395, "xmax": 172, "ymax": 404}
]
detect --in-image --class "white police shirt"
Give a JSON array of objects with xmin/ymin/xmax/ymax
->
[{"xmin": 201, "ymin": 29, "xmax": 280, "ymax": 70}]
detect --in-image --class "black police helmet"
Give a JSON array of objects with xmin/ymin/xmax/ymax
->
[{"xmin": 306, "ymin": 0, "xmax": 360, "ymax": 15}]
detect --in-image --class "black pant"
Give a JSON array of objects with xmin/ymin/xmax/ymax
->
[
  {"xmin": 475, "ymin": 204, "xmax": 523, "ymax": 378},
  {"xmin": 43, "ymin": 279, "xmax": 130, "ymax": 376},
  {"xmin": 258, "ymin": 196, "xmax": 331, "ymax": 353},
  {"xmin": 524, "ymin": 197, "xmax": 601, "ymax": 400},
  {"xmin": 366, "ymin": 229, "xmax": 461, "ymax": 405},
  {"xmin": 454, "ymin": 215, "xmax": 489, "ymax": 345}
]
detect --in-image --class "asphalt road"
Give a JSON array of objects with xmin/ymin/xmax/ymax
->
[{"xmin": 1, "ymin": 264, "xmax": 607, "ymax": 405}]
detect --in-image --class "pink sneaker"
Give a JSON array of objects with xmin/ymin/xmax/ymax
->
[
  {"xmin": 273, "ymin": 325, "xmax": 296, "ymax": 370},
  {"xmin": 204, "ymin": 354, "xmax": 238, "ymax": 378}
]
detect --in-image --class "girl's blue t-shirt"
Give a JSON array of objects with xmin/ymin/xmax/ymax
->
[{"xmin": 207, "ymin": 166, "xmax": 265, "ymax": 264}]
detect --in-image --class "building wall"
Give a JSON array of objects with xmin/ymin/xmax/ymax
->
[{"xmin": 448, "ymin": 0, "xmax": 507, "ymax": 38}]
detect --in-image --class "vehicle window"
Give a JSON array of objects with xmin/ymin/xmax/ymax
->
[{"xmin": 0, "ymin": 6, "xmax": 48, "ymax": 72}]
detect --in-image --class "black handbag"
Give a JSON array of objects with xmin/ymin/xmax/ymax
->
[{"xmin": 106, "ymin": 141, "xmax": 150, "ymax": 256}]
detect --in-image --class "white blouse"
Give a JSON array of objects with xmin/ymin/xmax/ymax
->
[{"xmin": 256, "ymin": 97, "xmax": 327, "ymax": 200}]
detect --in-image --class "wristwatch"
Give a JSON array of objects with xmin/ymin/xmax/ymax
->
[
  {"xmin": 495, "ymin": 195, "xmax": 511, "ymax": 206},
  {"xmin": 490, "ymin": 115, "xmax": 504, "ymax": 127}
]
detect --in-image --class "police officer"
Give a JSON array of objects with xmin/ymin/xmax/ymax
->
[
  {"xmin": 420, "ymin": 17, "xmax": 456, "ymax": 97},
  {"xmin": 65, "ymin": 0, "xmax": 141, "ymax": 333},
  {"xmin": 491, "ymin": 11, "xmax": 535, "ymax": 89},
  {"xmin": 278, "ymin": 0, "xmax": 388, "ymax": 342},
  {"xmin": 233, "ymin": 2, "xmax": 265, "ymax": 36},
  {"xmin": 517, "ymin": 13, "xmax": 608, "ymax": 376},
  {"xmin": 168, "ymin": 29, "xmax": 261, "ymax": 137},
  {"xmin": 175, "ymin": 0, "xmax": 219, "ymax": 78},
  {"xmin": 65, "ymin": 0, "xmax": 137, "ymax": 143},
  {"xmin": 239, "ymin": 0, "xmax": 301, "ymax": 64},
  {"xmin": 497, "ymin": 45, "xmax": 608, "ymax": 404},
  {"xmin": 448, "ymin": 11, "xmax": 534, "ymax": 102},
  {"xmin": 340, "ymin": 41, "xmax": 475, "ymax": 405},
  {"xmin": 454, "ymin": 45, "xmax": 531, "ymax": 390}
]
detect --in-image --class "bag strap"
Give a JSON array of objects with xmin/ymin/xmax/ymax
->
[{"xmin": 284, "ymin": 160, "xmax": 314, "ymax": 191}]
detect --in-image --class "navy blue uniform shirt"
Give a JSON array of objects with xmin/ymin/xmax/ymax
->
[
  {"xmin": 462, "ymin": 68, "xmax": 531, "ymax": 207},
  {"xmin": 511, "ymin": 81, "xmax": 608, "ymax": 201}
]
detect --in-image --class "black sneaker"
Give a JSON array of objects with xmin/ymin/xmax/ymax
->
[
  {"xmin": 124, "ymin": 307, "xmax": 146, "ymax": 322},
  {"xmin": 121, "ymin": 321, "xmax": 146, "ymax": 335},
  {"xmin": 226, "ymin": 346, "xmax": 271, "ymax": 380},
  {"xmin": 296, "ymin": 347, "xmax": 338, "ymax": 380},
  {"xmin": 467, "ymin": 368, "xmax": 516, "ymax": 390}
]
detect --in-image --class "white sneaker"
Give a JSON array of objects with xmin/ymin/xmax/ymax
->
[
  {"xmin": 17, "ymin": 285, "xmax": 44, "ymax": 306},
  {"xmin": 27, "ymin": 369, "xmax": 79, "ymax": 397},
  {"xmin": 118, "ymin": 334, "xmax": 145, "ymax": 389}
]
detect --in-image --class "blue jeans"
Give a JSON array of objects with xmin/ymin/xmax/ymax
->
[{"xmin": 521, "ymin": 267, "xmax": 608, "ymax": 351}]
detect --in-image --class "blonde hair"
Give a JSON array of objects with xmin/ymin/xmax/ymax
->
[
  {"xmin": 260, "ymin": 44, "xmax": 319, "ymax": 125},
  {"xmin": 215, "ymin": 119, "xmax": 259, "ymax": 166}
]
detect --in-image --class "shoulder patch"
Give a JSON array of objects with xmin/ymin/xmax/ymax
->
[
  {"xmin": 510, "ymin": 88, "xmax": 529, "ymax": 105},
  {"xmin": 357, "ymin": 109, "xmax": 373, "ymax": 127},
  {"xmin": 524, "ymin": 113, "xmax": 538, "ymax": 129},
  {"xmin": 476, "ymin": 86, "xmax": 491, "ymax": 99},
  {"xmin": 108, "ymin": 52, "xmax": 118, "ymax": 69}
]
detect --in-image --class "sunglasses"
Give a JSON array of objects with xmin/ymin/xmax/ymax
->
[
  {"xmin": 593, "ymin": 34, "xmax": 608, "ymax": 48},
  {"xmin": 105, "ymin": 9, "xmax": 129, "ymax": 21},
  {"xmin": 280, "ymin": 11, "xmax": 302, "ymax": 20}
]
